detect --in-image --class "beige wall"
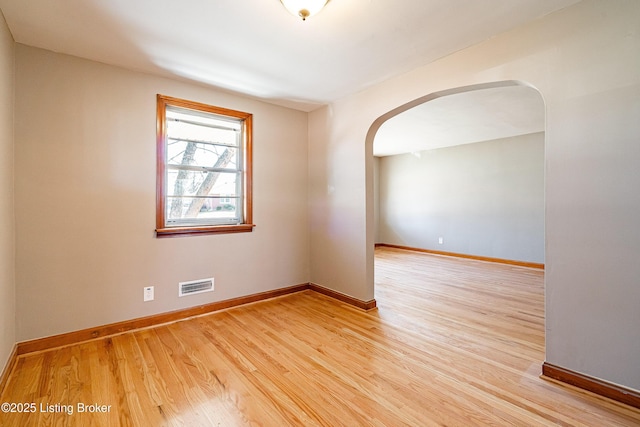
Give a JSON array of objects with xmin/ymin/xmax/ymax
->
[
  {"xmin": 15, "ymin": 45, "xmax": 309, "ymax": 341},
  {"xmin": 378, "ymin": 133, "xmax": 545, "ymax": 263},
  {"xmin": 309, "ymin": 0, "xmax": 640, "ymax": 390},
  {"xmin": 0, "ymin": 11, "xmax": 14, "ymax": 377}
]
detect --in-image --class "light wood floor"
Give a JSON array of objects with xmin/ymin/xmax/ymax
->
[{"xmin": 2, "ymin": 247, "xmax": 639, "ymax": 426}]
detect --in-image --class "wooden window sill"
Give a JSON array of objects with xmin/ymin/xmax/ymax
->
[{"xmin": 156, "ymin": 224, "xmax": 255, "ymax": 238}]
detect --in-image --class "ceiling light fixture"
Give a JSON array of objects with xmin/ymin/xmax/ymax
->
[{"xmin": 280, "ymin": 0, "xmax": 330, "ymax": 21}]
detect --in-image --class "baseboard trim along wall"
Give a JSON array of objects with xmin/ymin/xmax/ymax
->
[
  {"xmin": 0, "ymin": 344, "xmax": 17, "ymax": 396},
  {"xmin": 309, "ymin": 282, "xmax": 377, "ymax": 311},
  {"xmin": 15, "ymin": 283, "xmax": 376, "ymax": 356},
  {"xmin": 376, "ymin": 243, "xmax": 545, "ymax": 270},
  {"xmin": 542, "ymin": 362, "xmax": 640, "ymax": 409}
]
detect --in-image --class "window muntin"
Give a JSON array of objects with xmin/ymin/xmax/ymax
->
[{"xmin": 156, "ymin": 95, "xmax": 253, "ymax": 236}]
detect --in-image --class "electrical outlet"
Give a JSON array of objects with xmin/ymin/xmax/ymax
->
[
  {"xmin": 144, "ymin": 286, "xmax": 154, "ymax": 302},
  {"xmin": 438, "ymin": 237, "xmax": 444, "ymax": 244}
]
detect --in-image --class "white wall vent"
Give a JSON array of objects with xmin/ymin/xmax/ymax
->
[{"xmin": 179, "ymin": 278, "xmax": 214, "ymax": 297}]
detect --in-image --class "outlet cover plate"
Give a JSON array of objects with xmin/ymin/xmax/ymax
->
[{"xmin": 144, "ymin": 286, "xmax": 154, "ymax": 302}]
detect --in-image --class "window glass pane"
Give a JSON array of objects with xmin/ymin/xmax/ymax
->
[
  {"xmin": 167, "ymin": 170, "xmax": 238, "ymax": 198},
  {"xmin": 166, "ymin": 197, "xmax": 239, "ymax": 222},
  {"xmin": 167, "ymin": 140, "xmax": 238, "ymax": 170},
  {"xmin": 167, "ymin": 108, "xmax": 240, "ymax": 148}
]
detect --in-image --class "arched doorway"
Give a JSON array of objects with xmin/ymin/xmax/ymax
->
[{"xmin": 365, "ymin": 80, "xmax": 545, "ymax": 298}]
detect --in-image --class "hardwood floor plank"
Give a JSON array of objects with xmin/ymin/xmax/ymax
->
[{"xmin": 1, "ymin": 246, "xmax": 639, "ymax": 425}]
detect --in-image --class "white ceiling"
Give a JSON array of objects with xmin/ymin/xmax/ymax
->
[
  {"xmin": 373, "ymin": 85, "xmax": 545, "ymax": 156},
  {"xmin": 0, "ymin": 0, "xmax": 580, "ymax": 112}
]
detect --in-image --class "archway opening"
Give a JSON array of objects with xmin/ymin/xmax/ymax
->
[{"xmin": 366, "ymin": 79, "xmax": 545, "ymax": 314}]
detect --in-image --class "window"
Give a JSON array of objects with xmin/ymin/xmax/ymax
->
[{"xmin": 156, "ymin": 95, "xmax": 254, "ymax": 237}]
